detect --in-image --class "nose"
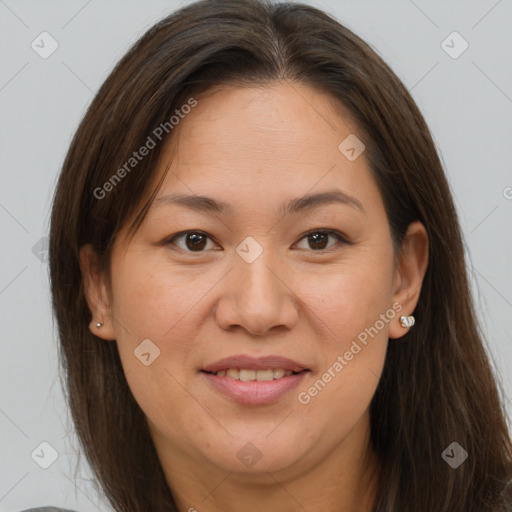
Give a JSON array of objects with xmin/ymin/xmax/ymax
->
[{"xmin": 214, "ymin": 250, "xmax": 300, "ymax": 337}]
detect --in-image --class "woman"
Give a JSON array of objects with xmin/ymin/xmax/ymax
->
[{"xmin": 45, "ymin": 0, "xmax": 512, "ymax": 510}]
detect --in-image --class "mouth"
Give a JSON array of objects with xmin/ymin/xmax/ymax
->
[
  {"xmin": 201, "ymin": 368, "xmax": 306, "ymax": 381},
  {"xmin": 200, "ymin": 354, "xmax": 311, "ymax": 405}
]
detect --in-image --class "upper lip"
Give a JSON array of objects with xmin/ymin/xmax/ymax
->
[{"xmin": 202, "ymin": 354, "xmax": 309, "ymax": 373}]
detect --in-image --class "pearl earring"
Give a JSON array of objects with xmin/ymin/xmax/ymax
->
[{"xmin": 399, "ymin": 315, "xmax": 415, "ymax": 328}]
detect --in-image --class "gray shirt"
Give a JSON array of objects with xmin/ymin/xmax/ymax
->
[{"xmin": 19, "ymin": 508, "xmax": 78, "ymax": 512}]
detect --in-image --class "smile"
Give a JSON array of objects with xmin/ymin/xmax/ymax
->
[
  {"xmin": 201, "ymin": 368, "xmax": 310, "ymax": 405},
  {"xmin": 208, "ymin": 368, "xmax": 296, "ymax": 380}
]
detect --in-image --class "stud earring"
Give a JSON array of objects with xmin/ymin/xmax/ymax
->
[
  {"xmin": 399, "ymin": 315, "xmax": 415, "ymax": 328},
  {"xmin": 96, "ymin": 322, "xmax": 104, "ymax": 328}
]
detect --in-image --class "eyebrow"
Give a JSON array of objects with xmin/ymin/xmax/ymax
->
[{"xmin": 153, "ymin": 189, "xmax": 365, "ymax": 216}]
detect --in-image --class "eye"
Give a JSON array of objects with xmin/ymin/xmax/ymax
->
[
  {"xmin": 166, "ymin": 231, "xmax": 219, "ymax": 252},
  {"xmin": 294, "ymin": 229, "xmax": 348, "ymax": 251},
  {"xmin": 164, "ymin": 229, "xmax": 349, "ymax": 253}
]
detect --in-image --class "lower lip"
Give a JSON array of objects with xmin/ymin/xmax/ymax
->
[{"xmin": 201, "ymin": 371, "xmax": 309, "ymax": 405}]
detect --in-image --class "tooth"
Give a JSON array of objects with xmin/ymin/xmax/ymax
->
[
  {"xmin": 239, "ymin": 369, "xmax": 256, "ymax": 381},
  {"xmin": 256, "ymin": 369, "xmax": 274, "ymax": 381},
  {"xmin": 226, "ymin": 369, "xmax": 240, "ymax": 379},
  {"xmin": 273, "ymin": 369, "xmax": 285, "ymax": 379},
  {"xmin": 219, "ymin": 368, "xmax": 293, "ymax": 380}
]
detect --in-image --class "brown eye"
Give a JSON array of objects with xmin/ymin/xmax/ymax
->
[
  {"xmin": 295, "ymin": 230, "xmax": 347, "ymax": 251},
  {"xmin": 165, "ymin": 229, "xmax": 348, "ymax": 253},
  {"xmin": 167, "ymin": 231, "xmax": 217, "ymax": 252}
]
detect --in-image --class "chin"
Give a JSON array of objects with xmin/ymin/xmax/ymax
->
[{"xmin": 202, "ymin": 436, "xmax": 308, "ymax": 476}]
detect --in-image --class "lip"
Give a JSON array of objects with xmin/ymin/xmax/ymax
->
[
  {"xmin": 200, "ymin": 354, "xmax": 311, "ymax": 406},
  {"xmin": 201, "ymin": 354, "xmax": 309, "ymax": 373},
  {"xmin": 201, "ymin": 370, "xmax": 309, "ymax": 405}
]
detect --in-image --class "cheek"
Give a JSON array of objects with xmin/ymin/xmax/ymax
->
[
  {"xmin": 297, "ymin": 254, "xmax": 394, "ymax": 342},
  {"xmin": 294, "ymin": 255, "xmax": 392, "ymax": 427},
  {"xmin": 110, "ymin": 251, "xmax": 218, "ymax": 342},
  {"xmin": 295, "ymin": 311, "xmax": 388, "ymax": 454},
  {"xmin": 108, "ymin": 255, "xmax": 213, "ymax": 409}
]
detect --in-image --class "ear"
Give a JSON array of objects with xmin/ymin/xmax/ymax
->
[
  {"xmin": 79, "ymin": 244, "xmax": 116, "ymax": 341},
  {"xmin": 388, "ymin": 220, "xmax": 429, "ymax": 340}
]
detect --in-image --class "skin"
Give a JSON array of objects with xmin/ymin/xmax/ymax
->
[{"xmin": 80, "ymin": 82, "xmax": 428, "ymax": 512}]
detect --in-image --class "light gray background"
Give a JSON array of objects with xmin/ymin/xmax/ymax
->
[{"xmin": 1, "ymin": 0, "xmax": 511, "ymax": 510}]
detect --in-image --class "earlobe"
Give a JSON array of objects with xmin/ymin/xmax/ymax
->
[
  {"xmin": 388, "ymin": 220, "xmax": 429, "ymax": 340},
  {"xmin": 79, "ymin": 244, "xmax": 116, "ymax": 341}
]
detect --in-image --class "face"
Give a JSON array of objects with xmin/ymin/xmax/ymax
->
[{"xmin": 82, "ymin": 82, "xmax": 427, "ymax": 484}]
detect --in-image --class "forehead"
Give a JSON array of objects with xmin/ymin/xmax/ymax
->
[
  {"xmin": 168, "ymin": 83, "xmax": 356, "ymax": 163},
  {"xmin": 152, "ymin": 83, "xmax": 378, "ymax": 208}
]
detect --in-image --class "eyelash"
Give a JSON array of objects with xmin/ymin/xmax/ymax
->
[{"xmin": 163, "ymin": 229, "xmax": 351, "ymax": 254}]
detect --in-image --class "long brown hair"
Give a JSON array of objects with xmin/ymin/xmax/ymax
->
[{"xmin": 48, "ymin": 0, "xmax": 512, "ymax": 510}]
